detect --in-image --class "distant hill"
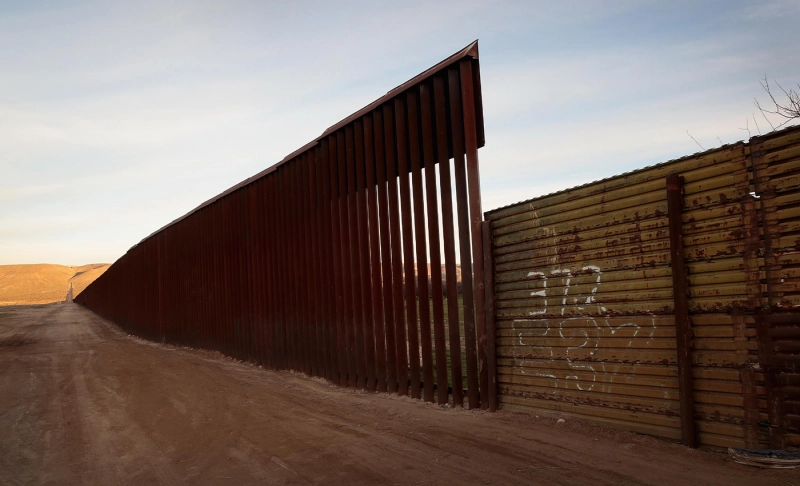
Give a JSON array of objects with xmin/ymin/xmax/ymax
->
[{"xmin": 0, "ymin": 263, "xmax": 109, "ymax": 306}]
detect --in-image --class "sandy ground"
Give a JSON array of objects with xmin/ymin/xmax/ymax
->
[
  {"xmin": 0, "ymin": 304, "xmax": 794, "ymax": 485},
  {"xmin": 0, "ymin": 264, "xmax": 109, "ymax": 306}
]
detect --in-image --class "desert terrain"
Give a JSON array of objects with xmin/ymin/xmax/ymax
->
[
  {"xmin": 0, "ymin": 263, "xmax": 109, "ymax": 306},
  {"xmin": 1, "ymin": 303, "xmax": 793, "ymax": 485}
]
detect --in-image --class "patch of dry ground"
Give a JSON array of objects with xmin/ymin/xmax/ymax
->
[
  {"xmin": 0, "ymin": 263, "xmax": 109, "ymax": 306},
  {"xmin": 0, "ymin": 304, "xmax": 795, "ymax": 485}
]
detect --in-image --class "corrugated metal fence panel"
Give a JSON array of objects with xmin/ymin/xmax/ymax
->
[
  {"xmin": 752, "ymin": 127, "xmax": 800, "ymax": 447},
  {"xmin": 75, "ymin": 44, "xmax": 491, "ymax": 409},
  {"xmin": 680, "ymin": 144, "xmax": 759, "ymax": 448},
  {"xmin": 754, "ymin": 128, "xmax": 800, "ymax": 306},
  {"xmin": 486, "ymin": 140, "xmax": 766, "ymax": 448}
]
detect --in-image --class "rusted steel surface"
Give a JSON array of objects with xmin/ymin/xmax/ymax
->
[
  {"xmin": 355, "ymin": 120, "xmax": 377, "ymax": 391},
  {"xmin": 346, "ymin": 125, "xmax": 365, "ymax": 388},
  {"xmin": 449, "ymin": 66, "xmax": 480, "ymax": 409},
  {"xmin": 435, "ymin": 76, "xmax": 464, "ymax": 407},
  {"xmin": 321, "ymin": 138, "xmax": 341, "ymax": 384},
  {"xmin": 484, "ymin": 127, "xmax": 800, "ymax": 448},
  {"xmin": 461, "ymin": 59, "xmax": 489, "ymax": 409},
  {"xmin": 420, "ymin": 82, "xmax": 448, "ymax": 405},
  {"xmin": 374, "ymin": 108, "xmax": 398, "ymax": 393},
  {"xmin": 384, "ymin": 104, "xmax": 408, "ymax": 396},
  {"xmin": 752, "ymin": 127, "xmax": 800, "ymax": 308},
  {"xmin": 666, "ymin": 174, "xmax": 697, "ymax": 448},
  {"xmin": 75, "ymin": 43, "xmax": 487, "ymax": 410},
  {"xmin": 408, "ymin": 89, "xmax": 435, "ymax": 403},
  {"xmin": 482, "ymin": 220, "xmax": 498, "ymax": 412},
  {"xmin": 751, "ymin": 127, "xmax": 800, "ymax": 447},
  {"xmin": 395, "ymin": 99, "xmax": 421, "ymax": 399},
  {"xmin": 364, "ymin": 117, "xmax": 387, "ymax": 392}
]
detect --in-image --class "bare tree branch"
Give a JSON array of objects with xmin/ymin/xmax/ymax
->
[
  {"xmin": 754, "ymin": 75, "xmax": 800, "ymax": 131},
  {"xmin": 755, "ymin": 99, "xmax": 776, "ymax": 131},
  {"xmin": 738, "ymin": 119, "xmax": 751, "ymax": 139},
  {"xmin": 752, "ymin": 114, "xmax": 762, "ymax": 136},
  {"xmin": 687, "ymin": 130, "xmax": 705, "ymax": 150}
]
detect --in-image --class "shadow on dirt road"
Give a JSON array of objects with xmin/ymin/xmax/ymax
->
[{"xmin": 0, "ymin": 304, "xmax": 791, "ymax": 484}]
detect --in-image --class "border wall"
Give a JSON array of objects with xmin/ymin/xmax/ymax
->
[
  {"xmin": 485, "ymin": 125, "xmax": 800, "ymax": 449},
  {"xmin": 76, "ymin": 42, "xmax": 495, "ymax": 410},
  {"xmin": 76, "ymin": 41, "xmax": 800, "ymax": 448}
]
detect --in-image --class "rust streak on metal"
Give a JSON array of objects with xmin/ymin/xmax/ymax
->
[
  {"xmin": 481, "ymin": 221, "xmax": 498, "ymax": 412},
  {"xmin": 666, "ymin": 174, "xmax": 696, "ymax": 448}
]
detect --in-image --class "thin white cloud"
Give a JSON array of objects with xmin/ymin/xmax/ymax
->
[
  {"xmin": 1, "ymin": 0, "xmax": 799, "ymax": 265},
  {"xmin": 735, "ymin": 0, "xmax": 800, "ymax": 20}
]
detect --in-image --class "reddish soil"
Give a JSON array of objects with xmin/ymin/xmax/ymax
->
[{"xmin": 0, "ymin": 304, "xmax": 794, "ymax": 485}]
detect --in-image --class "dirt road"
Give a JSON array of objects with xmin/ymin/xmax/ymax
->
[{"xmin": 0, "ymin": 304, "xmax": 791, "ymax": 485}]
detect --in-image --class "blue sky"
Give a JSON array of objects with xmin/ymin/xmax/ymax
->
[{"xmin": 2, "ymin": 0, "xmax": 799, "ymax": 265}]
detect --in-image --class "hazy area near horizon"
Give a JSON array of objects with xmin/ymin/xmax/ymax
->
[{"xmin": 2, "ymin": 0, "xmax": 799, "ymax": 266}]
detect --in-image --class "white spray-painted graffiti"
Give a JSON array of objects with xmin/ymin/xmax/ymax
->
[
  {"xmin": 526, "ymin": 265, "xmax": 606, "ymax": 315},
  {"xmin": 515, "ymin": 265, "xmax": 659, "ymax": 394},
  {"xmin": 514, "ymin": 316, "xmax": 659, "ymax": 393}
]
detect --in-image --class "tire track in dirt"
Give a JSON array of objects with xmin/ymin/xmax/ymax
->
[{"xmin": 1, "ymin": 303, "xmax": 796, "ymax": 485}]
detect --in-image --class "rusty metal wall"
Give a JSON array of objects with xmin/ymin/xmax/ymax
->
[
  {"xmin": 751, "ymin": 127, "xmax": 800, "ymax": 447},
  {"xmin": 485, "ymin": 126, "xmax": 800, "ymax": 448},
  {"xmin": 76, "ymin": 43, "xmax": 494, "ymax": 409}
]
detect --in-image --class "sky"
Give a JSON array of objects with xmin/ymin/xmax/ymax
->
[{"xmin": 2, "ymin": 0, "xmax": 799, "ymax": 265}]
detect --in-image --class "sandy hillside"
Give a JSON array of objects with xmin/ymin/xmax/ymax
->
[{"xmin": 0, "ymin": 263, "xmax": 109, "ymax": 306}]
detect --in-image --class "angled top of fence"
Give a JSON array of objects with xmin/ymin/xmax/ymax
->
[{"xmin": 134, "ymin": 40, "xmax": 484, "ymax": 249}]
